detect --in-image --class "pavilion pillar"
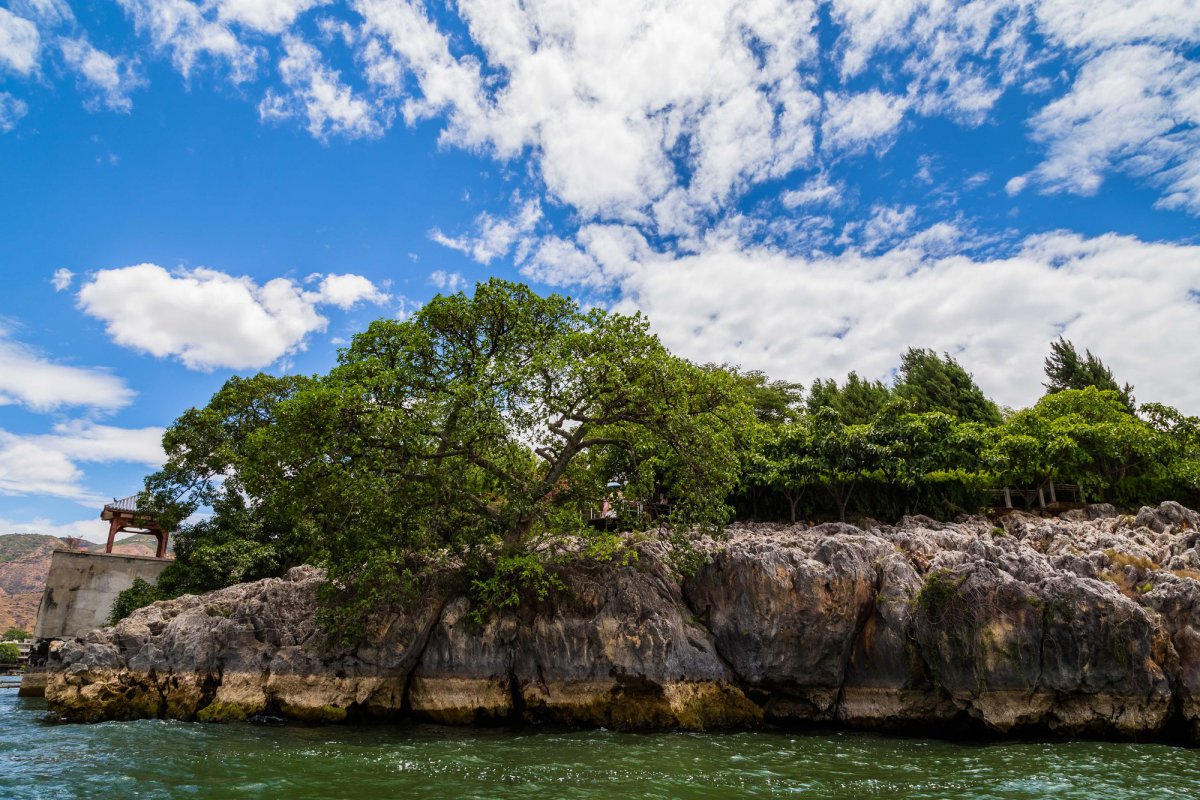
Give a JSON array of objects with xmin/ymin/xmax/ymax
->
[{"xmin": 105, "ymin": 518, "xmax": 121, "ymax": 554}]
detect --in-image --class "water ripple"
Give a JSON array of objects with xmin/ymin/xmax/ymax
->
[{"xmin": 3, "ymin": 690, "xmax": 1199, "ymax": 799}]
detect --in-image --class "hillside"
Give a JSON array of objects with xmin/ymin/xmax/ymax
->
[
  {"xmin": 0, "ymin": 532, "xmax": 171, "ymax": 633},
  {"xmin": 0, "ymin": 534, "xmax": 63, "ymax": 565}
]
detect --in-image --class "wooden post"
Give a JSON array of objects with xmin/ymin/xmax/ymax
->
[
  {"xmin": 1049, "ymin": 481, "xmax": 1057, "ymax": 504},
  {"xmin": 1038, "ymin": 486, "xmax": 1046, "ymax": 508},
  {"xmin": 1003, "ymin": 487, "xmax": 1012, "ymax": 509},
  {"xmin": 105, "ymin": 518, "xmax": 120, "ymax": 554},
  {"xmin": 155, "ymin": 531, "xmax": 169, "ymax": 559}
]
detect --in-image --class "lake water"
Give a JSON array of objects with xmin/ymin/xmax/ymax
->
[{"xmin": 2, "ymin": 689, "xmax": 1199, "ymax": 799}]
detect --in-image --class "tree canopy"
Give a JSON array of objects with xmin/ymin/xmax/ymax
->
[
  {"xmin": 895, "ymin": 348, "xmax": 1003, "ymax": 425},
  {"xmin": 1043, "ymin": 338, "xmax": 1135, "ymax": 411},
  {"xmin": 807, "ymin": 372, "xmax": 891, "ymax": 424},
  {"xmin": 140, "ymin": 279, "xmax": 754, "ymax": 631},
  {"xmin": 116, "ymin": 284, "xmax": 1200, "ymax": 626}
]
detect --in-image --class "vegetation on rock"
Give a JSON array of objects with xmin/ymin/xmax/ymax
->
[
  {"xmin": 126, "ymin": 279, "xmax": 753, "ymax": 633},
  {"xmin": 110, "ymin": 281, "xmax": 1200, "ymax": 626}
]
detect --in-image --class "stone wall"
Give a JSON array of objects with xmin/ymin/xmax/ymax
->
[{"xmin": 33, "ymin": 551, "xmax": 169, "ymax": 640}]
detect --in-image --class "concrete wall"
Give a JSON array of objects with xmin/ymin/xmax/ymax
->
[{"xmin": 34, "ymin": 550, "xmax": 170, "ymax": 640}]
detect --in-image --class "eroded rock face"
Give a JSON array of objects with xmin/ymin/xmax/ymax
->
[{"xmin": 44, "ymin": 502, "xmax": 1200, "ymax": 739}]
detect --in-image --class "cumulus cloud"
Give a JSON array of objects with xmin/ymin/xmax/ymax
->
[
  {"xmin": 0, "ymin": 515, "xmax": 110, "ymax": 543},
  {"xmin": 313, "ymin": 272, "xmax": 388, "ymax": 309},
  {"xmin": 430, "ymin": 199, "xmax": 542, "ymax": 265},
  {"xmin": 0, "ymin": 329, "xmax": 133, "ymax": 411},
  {"xmin": 1033, "ymin": 0, "xmax": 1200, "ymax": 51},
  {"xmin": 60, "ymin": 36, "xmax": 141, "ymax": 112},
  {"xmin": 259, "ymin": 34, "xmax": 389, "ymax": 140},
  {"xmin": 0, "ymin": 7, "xmax": 39, "ymax": 75},
  {"xmin": 215, "ymin": 0, "xmax": 327, "ymax": 34},
  {"xmin": 116, "ymin": 0, "xmax": 258, "ymax": 81},
  {"xmin": 1005, "ymin": 175, "xmax": 1028, "ymax": 196},
  {"xmin": 1028, "ymin": 45, "xmax": 1200, "ymax": 212},
  {"xmin": 77, "ymin": 264, "xmax": 386, "ymax": 371},
  {"xmin": 0, "ymin": 422, "xmax": 164, "ymax": 502},
  {"xmin": 821, "ymin": 90, "xmax": 909, "ymax": 154},
  {"xmin": 552, "ymin": 229, "xmax": 1200, "ymax": 413},
  {"xmin": 29, "ymin": 0, "xmax": 1185, "ymax": 228}
]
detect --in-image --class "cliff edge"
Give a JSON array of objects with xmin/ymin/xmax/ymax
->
[{"xmin": 45, "ymin": 502, "xmax": 1200, "ymax": 739}]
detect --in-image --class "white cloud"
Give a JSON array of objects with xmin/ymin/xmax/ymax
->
[
  {"xmin": 215, "ymin": 0, "xmax": 326, "ymax": 34},
  {"xmin": 77, "ymin": 263, "xmax": 385, "ymax": 371},
  {"xmin": 570, "ymin": 229, "xmax": 1200, "ymax": 413},
  {"xmin": 259, "ymin": 34, "xmax": 389, "ymax": 140},
  {"xmin": 312, "ymin": 272, "xmax": 388, "ymax": 309},
  {"xmin": 0, "ymin": 422, "xmax": 164, "ymax": 502},
  {"xmin": 51, "ymin": 268, "xmax": 73, "ymax": 291},
  {"xmin": 0, "ymin": 515, "xmax": 110, "ymax": 543},
  {"xmin": 0, "ymin": 329, "xmax": 133, "ymax": 411},
  {"xmin": 7, "ymin": 0, "xmax": 76, "ymax": 28},
  {"xmin": 430, "ymin": 198, "xmax": 542, "ymax": 264},
  {"xmin": 0, "ymin": 92, "xmax": 27, "ymax": 132},
  {"xmin": 116, "ymin": 0, "xmax": 257, "ymax": 81},
  {"xmin": 60, "ymin": 36, "xmax": 141, "ymax": 112},
  {"xmin": 1028, "ymin": 45, "xmax": 1200, "ymax": 212},
  {"xmin": 1004, "ymin": 175, "xmax": 1028, "ymax": 196},
  {"xmin": 357, "ymin": 0, "xmax": 825, "ymax": 231},
  {"xmin": 428, "ymin": 270, "xmax": 466, "ymax": 292},
  {"xmin": 0, "ymin": 7, "xmax": 38, "ymax": 77},
  {"xmin": 821, "ymin": 90, "xmax": 909, "ymax": 154},
  {"xmin": 1034, "ymin": 0, "xmax": 1200, "ymax": 51},
  {"xmin": 0, "ymin": 7, "xmax": 39, "ymax": 75},
  {"xmin": 828, "ymin": 0, "xmax": 1033, "ymax": 124}
]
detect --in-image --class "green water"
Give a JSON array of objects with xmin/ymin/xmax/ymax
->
[{"xmin": 3, "ymin": 690, "xmax": 1199, "ymax": 799}]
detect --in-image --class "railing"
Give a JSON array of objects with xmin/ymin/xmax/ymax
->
[{"xmin": 990, "ymin": 481, "xmax": 1083, "ymax": 509}]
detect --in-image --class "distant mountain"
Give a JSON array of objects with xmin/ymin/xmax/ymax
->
[
  {"xmin": 0, "ymin": 532, "xmax": 173, "ymax": 633},
  {"xmin": 0, "ymin": 534, "xmax": 63, "ymax": 566}
]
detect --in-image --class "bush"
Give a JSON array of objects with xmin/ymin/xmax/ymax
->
[
  {"xmin": 1, "ymin": 627, "xmax": 29, "ymax": 641},
  {"xmin": 108, "ymin": 577, "xmax": 166, "ymax": 625},
  {"xmin": 0, "ymin": 642, "xmax": 19, "ymax": 665}
]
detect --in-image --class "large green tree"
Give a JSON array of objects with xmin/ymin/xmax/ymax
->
[
  {"xmin": 141, "ymin": 280, "xmax": 754, "ymax": 629},
  {"xmin": 986, "ymin": 387, "xmax": 1164, "ymax": 500},
  {"xmin": 894, "ymin": 348, "xmax": 1003, "ymax": 426},
  {"xmin": 1043, "ymin": 338, "xmax": 1135, "ymax": 411},
  {"xmin": 807, "ymin": 372, "xmax": 891, "ymax": 424}
]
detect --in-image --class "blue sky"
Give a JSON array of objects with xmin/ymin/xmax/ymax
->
[{"xmin": 1, "ymin": 0, "xmax": 1198, "ymax": 540}]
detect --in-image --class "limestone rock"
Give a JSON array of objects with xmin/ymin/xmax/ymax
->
[{"xmin": 42, "ymin": 501, "xmax": 1200, "ymax": 741}]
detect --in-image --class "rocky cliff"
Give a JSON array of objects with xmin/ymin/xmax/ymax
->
[{"xmin": 44, "ymin": 502, "xmax": 1200, "ymax": 740}]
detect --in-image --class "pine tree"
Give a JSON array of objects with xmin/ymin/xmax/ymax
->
[
  {"xmin": 1043, "ymin": 338, "xmax": 1135, "ymax": 411},
  {"xmin": 894, "ymin": 348, "xmax": 1003, "ymax": 426},
  {"xmin": 806, "ymin": 372, "xmax": 891, "ymax": 424}
]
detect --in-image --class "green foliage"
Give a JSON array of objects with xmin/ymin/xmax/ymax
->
[
  {"xmin": 0, "ymin": 642, "xmax": 18, "ymax": 664},
  {"xmin": 142, "ymin": 298, "xmax": 1198, "ymax": 628},
  {"xmin": 732, "ymin": 338, "xmax": 1189, "ymax": 522},
  {"xmin": 1043, "ymin": 338, "xmax": 1135, "ymax": 411},
  {"xmin": 145, "ymin": 279, "xmax": 754, "ymax": 631},
  {"xmin": 467, "ymin": 553, "xmax": 567, "ymax": 624},
  {"xmin": 913, "ymin": 569, "xmax": 967, "ymax": 619},
  {"xmin": 985, "ymin": 388, "xmax": 1166, "ymax": 499},
  {"xmin": 1, "ymin": 628, "xmax": 29, "ymax": 641},
  {"xmin": 895, "ymin": 348, "xmax": 1003, "ymax": 425},
  {"xmin": 108, "ymin": 577, "xmax": 167, "ymax": 625},
  {"xmin": 806, "ymin": 372, "xmax": 891, "ymax": 424}
]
